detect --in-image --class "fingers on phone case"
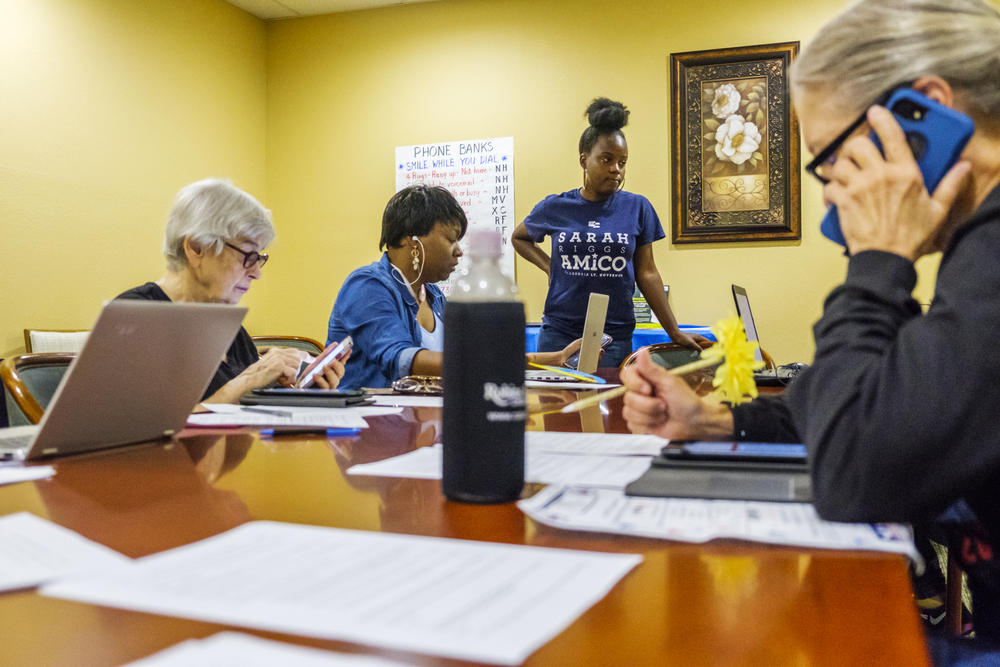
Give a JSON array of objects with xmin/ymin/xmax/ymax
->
[{"xmin": 821, "ymin": 89, "xmax": 974, "ymax": 246}]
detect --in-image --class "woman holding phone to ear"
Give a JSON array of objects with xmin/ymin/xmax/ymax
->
[
  {"xmin": 328, "ymin": 185, "xmax": 581, "ymax": 390},
  {"xmin": 622, "ymin": 0, "xmax": 1000, "ymax": 657},
  {"xmin": 512, "ymin": 98, "xmax": 709, "ymax": 368}
]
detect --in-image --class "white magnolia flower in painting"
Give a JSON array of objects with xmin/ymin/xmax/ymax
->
[
  {"xmin": 714, "ymin": 114, "xmax": 762, "ymax": 166},
  {"xmin": 711, "ymin": 83, "xmax": 741, "ymax": 119}
]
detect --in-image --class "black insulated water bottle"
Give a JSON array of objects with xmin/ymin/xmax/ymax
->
[{"xmin": 442, "ymin": 229, "xmax": 525, "ymax": 503}]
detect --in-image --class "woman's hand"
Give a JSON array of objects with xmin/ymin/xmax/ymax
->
[
  {"xmin": 310, "ymin": 349, "xmax": 349, "ymax": 389},
  {"xmin": 669, "ymin": 330, "xmax": 712, "ymax": 351},
  {"xmin": 205, "ymin": 347, "xmax": 310, "ymax": 404},
  {"xmin": 528, "ymin": 338, "xmax": 583, "ymax": 368},
  {"xmin": 825, "ymin": 105, "xmax": 970, "ymax": 261},
  {"xmin": 621, "ymin": 350, "xmax": 733, "ymax": 440},
  {"xmin": 241, "ymin": 347, "xmax": 310, "ymax": 389}
]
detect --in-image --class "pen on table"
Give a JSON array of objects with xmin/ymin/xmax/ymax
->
[
  {"xmin": 242, "ymin": 406, "xmax": 295, "ymax": 418},
  {"xmin": 260, "ymin": 427, "xmax": 362, "ymax": 437}
]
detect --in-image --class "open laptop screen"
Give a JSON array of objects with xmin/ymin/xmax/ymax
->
[{"xmin": 731, "ymin": 285, "xmax": 764, "ymax": 364}]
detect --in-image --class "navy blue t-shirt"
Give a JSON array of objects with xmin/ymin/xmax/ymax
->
[{"xmin": 523, "ymin": 189, "xmax": 665, "ymax": 336}]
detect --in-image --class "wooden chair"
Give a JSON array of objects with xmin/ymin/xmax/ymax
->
[
  {"xmin": 945, "ymin": 550, "xmax": 966, "ymax": 636},
  {"xmin": 251, "ymin": 335, "xmax": 324, "ymax": 356},
  {"xmin": 621, "ymin": 342, "xmax": 703, "ymax": 370},
  {"xmin": 620, "ymin": 343, "xmax": 716, "ymax": 392},
  {"xmin": 0, "ymin": 353, "xmax": 74, "ymax": 425},
  {"xmin": 23, "ymin": 328, "xmax": 89, "ymax": 353}
]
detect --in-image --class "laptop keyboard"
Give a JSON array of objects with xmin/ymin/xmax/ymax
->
[
  {"xmin": 0, "ymin": 425, "xmax": 40, "ymax": 458},
  {"xmin": 754, "ymin": 366, "xmax": 803, "ymax": 386}
]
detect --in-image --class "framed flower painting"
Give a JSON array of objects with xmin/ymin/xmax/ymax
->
[{"xmin": 669, "ymin": 42, "xmax": 801, "ymax": 243}]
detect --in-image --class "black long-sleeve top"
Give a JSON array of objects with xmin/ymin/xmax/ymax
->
[
  {"xmin": 116, "ymin": 282, "xmax": 259, "ymax": 400},
  {"xmin": 734, "ymin": 184, "xmax": 1000, "ymax": 642}
]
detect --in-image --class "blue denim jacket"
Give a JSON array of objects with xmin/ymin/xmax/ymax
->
[{"xmin": 327, "ymin": 253, "xmax": 446, "ymax": 389}]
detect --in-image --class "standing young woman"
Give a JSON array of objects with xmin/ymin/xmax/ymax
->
[{"xmin": 512, "ymin": 98, "xmax": 709, "ymax": 367}]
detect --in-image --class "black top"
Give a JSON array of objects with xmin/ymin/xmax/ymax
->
[
  {"xmin": 732, "ymin": 185, "xmax": 1000, "ymax": 643},
  {"xmin": 115, "ymin": 282, "xmax": 259, "ymax": 400},
  {"xmin": 731, "ymin": 394, "xmax": 798, "ymax": 443}
]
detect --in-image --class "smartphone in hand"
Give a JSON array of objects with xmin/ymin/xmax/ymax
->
[
  {"xmin": 821, "ymin": 88, "xmax": 974, "ymax": 246},
  {"xmin": 564, "ymin": 333, "xmax": 612, "ymax": 371},
  {"xmin": 295, "ymin": 336, "xmax": 352, "ymax": 389}
]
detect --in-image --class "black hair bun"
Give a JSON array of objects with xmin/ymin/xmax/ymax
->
[{"xmin": 585, "ymin": 97, "xmax": 629, "ymax": 132}]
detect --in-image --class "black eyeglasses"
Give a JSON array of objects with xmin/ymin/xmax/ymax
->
[
  {"xmin": 804, "ymin": 83, "xmax": 911, "ymax": 185},
  {"xmin": 224, "ymin": 241, "xmax": 269, "ymax": 269}
]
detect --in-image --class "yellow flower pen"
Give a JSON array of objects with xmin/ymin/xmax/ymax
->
[
  {"xmin": 559, "ymin": 314, "xmax": 762, "ymax": 414},
  {"xmin": 699, "ymin": 313, "xmax": 765, "ymax": 404}
]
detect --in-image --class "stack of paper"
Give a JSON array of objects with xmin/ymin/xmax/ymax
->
[
  {"xmin": 346, "ymin": 431, "xmax": 666, "ymax": 490},
  {"xmin": 187, "ymin": 405, "xmax": 402, "ymax": 429},
  {"xmin": 45, "ymin": 521, "xmax": 641, "ymax": 666},
  {"xmin": 518, "ymin": 485, "xmax": 921, "ymax": 564}
]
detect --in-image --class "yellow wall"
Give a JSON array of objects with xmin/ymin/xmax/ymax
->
[
  {"xmin": 264, "ymin": 0, "xmax": 944, "ymax": 364},
  {"xmin": 1, "ymin": 0, "xmax": 266, "ymax": 358},
  {"xmin": 3, "ymin": 0, "xmax": 968, "ymax": 363}
]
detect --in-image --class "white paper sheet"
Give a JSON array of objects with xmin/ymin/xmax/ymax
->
[
  {"xmin": 0, "ymin": 512, "xmax": 129, "ymax": 592},
  {"xmin": 125, "ymin": 632, "xmax": 409, "ymax": 667},
  {"xmin": 525, "ymin": 431, "xmax": 666, "ymax": 456},
  {"xmin": 188, "ymin": 405, "xmax": 401, "ymax": 429},
  {"xmin": 370, "ymin": 395, "xmax": 443, "ymax": 408},
  {"xmin": 45, "ymin": 521, "xmax": 641, "ymax": 666},
  {"xmin": 518, "ymin": 485, "xmax": 921, "ymax": 563},
  {"xmin": 346, "ymin": 444, "xmax": 651, "ymax": 489},
  {"xmin": 0, "ymin": 465, "xmax": 55, "ymax": 484},
  {"xmin": 203, "ymin": 404, "xmax": 401, "ymax": 419}
]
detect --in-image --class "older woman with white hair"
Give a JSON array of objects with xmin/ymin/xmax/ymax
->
[
  {"xmin": 621, "ymin": 0, "xmax": 1000, "ymax": 655},
  {"xmin": 117, "ymin": 179, "xmax": 344, "ymax": 402}
]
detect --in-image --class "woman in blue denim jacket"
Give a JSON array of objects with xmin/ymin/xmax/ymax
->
[{"xmin": 328, "ymin": 185, "xmax": 579, "ymax": 389}]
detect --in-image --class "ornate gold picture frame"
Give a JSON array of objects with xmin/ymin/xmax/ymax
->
[{"xmin": 670, "ymin": 42, "xmax": 801, "ymax": 243}]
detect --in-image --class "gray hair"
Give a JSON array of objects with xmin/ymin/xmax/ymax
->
[
  {"xmin": 163, "ymin": 179, "xmax": 275, "ymax": 271},
  {"xmin": 790, "ymin": 0, "xmax": 1000, "ymax": 120}
]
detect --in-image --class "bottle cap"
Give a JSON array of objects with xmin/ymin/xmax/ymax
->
[{"xmin": 465, "ymin": 229, "xmax": 502, "ymax": 257}]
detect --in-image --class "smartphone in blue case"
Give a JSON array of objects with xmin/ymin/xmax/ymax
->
[{"xmin": 821, "ymin": 88, "xmax": 974, "ymax": 246}]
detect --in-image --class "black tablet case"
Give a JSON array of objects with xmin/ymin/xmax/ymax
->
[{"xmin": 625, "ymin": 456, "xmax": 812, "ymax": 502}]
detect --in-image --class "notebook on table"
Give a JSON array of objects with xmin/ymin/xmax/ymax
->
[
  {"xmin": 731, "ymin": 284, "xmax": 804, "ymax": 386},
  {"xmin": 0, "ymin": 300, "xmax": 246, "ymax": 461}
]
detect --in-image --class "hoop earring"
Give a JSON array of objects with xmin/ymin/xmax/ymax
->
[
  {"xmin": 582, "ymin": 169, "xmax": 589, "ymax": 191},
  {"xmin": 617, "ymin": 174, "xmax": 625, "ymax": 192},
  {"xmin": 391, "ymin": 237, "xmax": 425, "ymax": 291}
]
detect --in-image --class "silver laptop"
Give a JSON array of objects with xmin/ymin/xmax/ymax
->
[
  {"xmin": 0, "ymin": 300, "xmax": 246, "ymax": 461},
  {"xmin": 731, "ymin": 284, "xmax": 802, "ymax": 386}
]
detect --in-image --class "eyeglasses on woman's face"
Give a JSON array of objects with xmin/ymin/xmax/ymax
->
[
  {"xmin": 224, "ymin": 241, "xmax": 269, "ymax": 269},
  {"xmin": 804, "ymin": 109, "xmax": 870, "ymax": 185},
  {"xmin": 804, "ymin": 82, "xmax": 912, "ymax": 185}
]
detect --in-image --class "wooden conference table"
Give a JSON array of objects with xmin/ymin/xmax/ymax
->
[{"xmin": 0, "ymin": 382, "xmax": 929, "ymax": 666}]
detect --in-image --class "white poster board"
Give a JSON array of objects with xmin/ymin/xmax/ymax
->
[{"xmin": 395, "ymin": 137, "xmax": 514, "ymax": 294}]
